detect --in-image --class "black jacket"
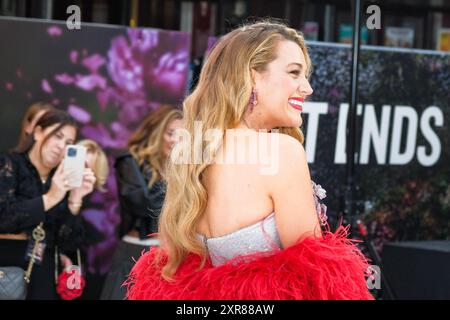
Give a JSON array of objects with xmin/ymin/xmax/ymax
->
[
  {"xmin": 114, "ymin": 153, "xmax": 166, "ymax": 240},
  {"xmin": 0, "ymin": 152, "xmax": 85, "ymax": 251}
]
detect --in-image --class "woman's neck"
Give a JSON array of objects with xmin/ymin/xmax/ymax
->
[
  {"xmin": 28, "ymin": 146, "xmax": 51, "ymax": 180},
  {"xmin": 238, "ymin": 111, "xmax": 272, "ymax": 131}
]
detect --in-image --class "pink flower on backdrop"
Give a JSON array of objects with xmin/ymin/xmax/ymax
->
[
  {"xmin": 41, "ymin": 79, "xmax": 53, "ymax": 93},
  {"xmin": 67, "ymin": 104, "xmax": 92, "ymax": 124},
  {"xmin": 127, "ymin": 28, "xmax": 158, "ymax": 52},
  {"xmin": 5, "ymin": 82, "xmax": 13, "ymax": 91},
  {"xmin": 70, "ymin": 50, "xmax": 78, "ymax": 63},
  {"xmin": 107, "ymin": 30, "xmax": 189, "ymax": 104},
  {"xmin": 55, "ymin": 73, "xmax": 75, "ymax": 85},
  {"xmin": 107, "ymin": 36, "xmax": 144, "ymax": 94},
  {"xmin": 82, "ymin": 54, "xmax": 106, "ymax": 73},
  {"xmin": 80, "ymin": 123, "xmax": 128, "ymax": 149},
  {"xmin": 80, "ymin": 171, "xmax": 121, "ymax": 274},
  {"xmin": 74, "ymin": 74, "xmax": 107, "ymax": 91},
  {"xmin": 95, "ymin": 87, "xmax": 121, "ymax": 111},
  {"xmin": 110, "ymin": 121, "xmax": 132, "ymax": 143},
  {"xmin": 47, "ymin": 26, "xmax": 63, "ymax": 37},
  {"xmin": 96, "ymin": 89, "xmax": 111, "ymax": 110},
  {"xmin": 148, "ymin": 51, "xmax": 189, "ymax": 101}
]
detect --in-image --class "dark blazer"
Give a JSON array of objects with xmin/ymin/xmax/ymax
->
[{"xmin": 114, "ymin": 153, "xmax": 166, "ymax": 240}]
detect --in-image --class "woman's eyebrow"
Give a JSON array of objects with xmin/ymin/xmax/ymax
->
[{"xmin": 287, "ymin": 62, "xmax": 304, "ymax": 70}]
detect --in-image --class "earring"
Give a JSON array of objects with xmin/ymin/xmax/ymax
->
[{"xmin": 249, "ymin": 88, "xmax": 258, "ymax": 112}]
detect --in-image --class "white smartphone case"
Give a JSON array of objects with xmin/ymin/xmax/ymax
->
[{"xmin": 63, "ymin": 145, "xmax": 87, "ymax": 188}]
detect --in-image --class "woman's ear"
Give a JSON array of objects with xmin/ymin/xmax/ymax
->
[
  {"xmin": 250, "ymin": 68, "xmax": 262, "ymax": 91},
  {"xmin": 250, "ymin": 68, "xmax": 257, "ymax": 87},
  {"xmin": 24, "ymin": 122, "xmax": 33, "ymax": 135},
  {"xmin": 33, "ymin": 125, "xmax": 44, "ymax": 142}
]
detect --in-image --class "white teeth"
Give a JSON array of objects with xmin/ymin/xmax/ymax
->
[{"xmin": 288, "ymin": 99, "xmax": 303, "ymax": 107}]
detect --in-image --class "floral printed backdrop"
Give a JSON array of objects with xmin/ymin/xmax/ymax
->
[
  {"xmin": 1, "ymin": 18, "xmax": 449, "ymax": 283},
  {"xmin": 0, "ymin": 17, "xmax": 190, "ymax": 277}
]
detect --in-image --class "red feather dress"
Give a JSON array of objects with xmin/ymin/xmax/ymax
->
[{"xmin": 125, "ymin": 182, "xmax": 374, "ymax": 300}]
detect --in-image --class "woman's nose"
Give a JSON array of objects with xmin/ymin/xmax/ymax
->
[
  {"xmin": 57, "ymin": 140, "xmax": 66, "ymax": 151},
  {"xmin": 299, "ymin": 78, "xmax": 313, "ymax": 97}
]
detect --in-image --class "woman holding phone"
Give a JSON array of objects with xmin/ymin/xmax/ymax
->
[{"xmin": 0, "ymin": 109, "xmax": 96, "ymax": 299}]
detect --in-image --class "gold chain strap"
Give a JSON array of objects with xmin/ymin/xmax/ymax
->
[{"xmin": 24, "ymin": 223, "xmax": 46, "ymax": 283}]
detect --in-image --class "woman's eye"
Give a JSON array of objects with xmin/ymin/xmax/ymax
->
[{"xmin": 290, "ymin": 70, "xmax": 301, "ymax": 77}]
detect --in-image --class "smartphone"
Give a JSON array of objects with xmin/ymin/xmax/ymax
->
[{"xmin": 63, "ymin": 145, "xmax": 87, "ymax": 188}]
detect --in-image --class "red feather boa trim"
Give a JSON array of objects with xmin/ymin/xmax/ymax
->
[{"xmin": 125, "ymin": 225, "xmax": 374, "ymax": 300}]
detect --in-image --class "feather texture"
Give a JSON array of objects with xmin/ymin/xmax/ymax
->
[{"xmin": 125, "ymin": 225, "xmax": 374, "ymax": 300}]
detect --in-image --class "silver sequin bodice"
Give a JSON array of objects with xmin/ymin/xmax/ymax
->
[
  {"xmin": 197, "ymin": 181, "xmax": 328, "ymax": 267},
  {"xmin": 198, "ymin": 212, "xmax": 282, "ymax": 267}
]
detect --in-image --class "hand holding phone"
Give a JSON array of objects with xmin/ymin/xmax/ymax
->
[{"xmin": 63, "ymin": 145, "xmax": 87, "ymax": 188}]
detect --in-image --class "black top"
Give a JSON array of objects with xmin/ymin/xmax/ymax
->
[
  {"xmin": 114, "ymin": 153, "xmax": 166, "ymax": 239},
  {"xmin": 0, "ymin": 152, "xmax": 85, "ymax": 251}
]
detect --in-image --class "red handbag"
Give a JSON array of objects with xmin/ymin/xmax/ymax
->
[{"xmin": 55, "ymin": 247, "xmax": 86, "ymax": 300}]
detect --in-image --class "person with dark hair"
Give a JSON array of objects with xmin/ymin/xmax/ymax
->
[
  {"xmin": 0, "ymin": 109, "xmax": 96, "ymax": 299},
  {"xmin": 14, "ymin": 102, "xmax": 55, "ymax": 152},
  {"xmin": 100, "ymin": 105, "xmax": 182, "ymax": 300}
]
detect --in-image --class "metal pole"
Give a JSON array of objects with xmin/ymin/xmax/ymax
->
[
  {"xmin": 346, "ymin": 0, "xmax": 395, "ymax": 299},
  {"xmin": 345, "ymin": 0, "xmax": 361, "ymax": 220}
]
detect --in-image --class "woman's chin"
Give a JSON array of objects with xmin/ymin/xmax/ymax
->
[
  {"xmin": 44, "ymin": 158, "xmax": 60, "ymax": 169},
  {"xmin": 287, "ymin": 114, "xmax": 302, "ymax": 128}
]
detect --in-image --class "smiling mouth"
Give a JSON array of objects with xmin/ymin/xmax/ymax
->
[{"xmin": 288, "ymin": 98, "xmax": 304, "ymax": 111}]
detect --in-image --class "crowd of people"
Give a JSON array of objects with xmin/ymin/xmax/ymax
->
[
  {"xmin": 0, "ymin": 101, "xmax": 182, "ymax": 300},
  {"xmin": 1, "ymin": 21, "xmax": 374, "ymax": 300}
]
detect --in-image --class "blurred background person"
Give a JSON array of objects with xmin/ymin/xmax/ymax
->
[
  {"xmin": 100, "ymin": 105, "xmax": 182, "ymax": 300},
  {"xmin": 77, "ymin": 139, "xmax": 109, "ymax": 193},
  {"xmin": 13, "ymin": 102, "xmax": 55, "ymax": 152},
  {"xmin": 0, "ymin": 109, "xmax": 96, "ymax": 299}
]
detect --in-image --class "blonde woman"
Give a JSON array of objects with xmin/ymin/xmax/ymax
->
[
  {"xmin": 126, "ymin": 21, "xmax": 373, "ymax": 300},
  {"xmin": 101, "ymin": 105, "xmax": 183, "ymax": 300},
  {"xmin": 77, "ymin": 139, "xmax": 109, "ymax": 192}
]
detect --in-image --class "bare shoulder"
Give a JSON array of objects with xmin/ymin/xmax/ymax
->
[
  {"xmin": 277, "ymin": 132, "xmax": 305, "ymax": 157},
  {"xmin": 265, "ymin": 133, "xmax": 320, "ymax": 247},
  {"xmin": 263, "ymin": 132, "xmax": 307, "ymax": 178}
]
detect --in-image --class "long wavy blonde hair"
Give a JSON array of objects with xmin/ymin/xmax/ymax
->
[
  {"xmin": 158, "ymin": 21, "xmax": 312, "ymax": 279},
  {"xmin": 128, "ymin": 105, "xmax": 183, "ymax": 188}
]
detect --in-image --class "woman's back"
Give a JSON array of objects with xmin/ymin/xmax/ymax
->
[
  {"xmin": 197, "ymin": 129, "xmax": 322, "ymax": 255},
  {"xmin": 197, "ymin": 129, "xmax": 276, "ymax": 240}
]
